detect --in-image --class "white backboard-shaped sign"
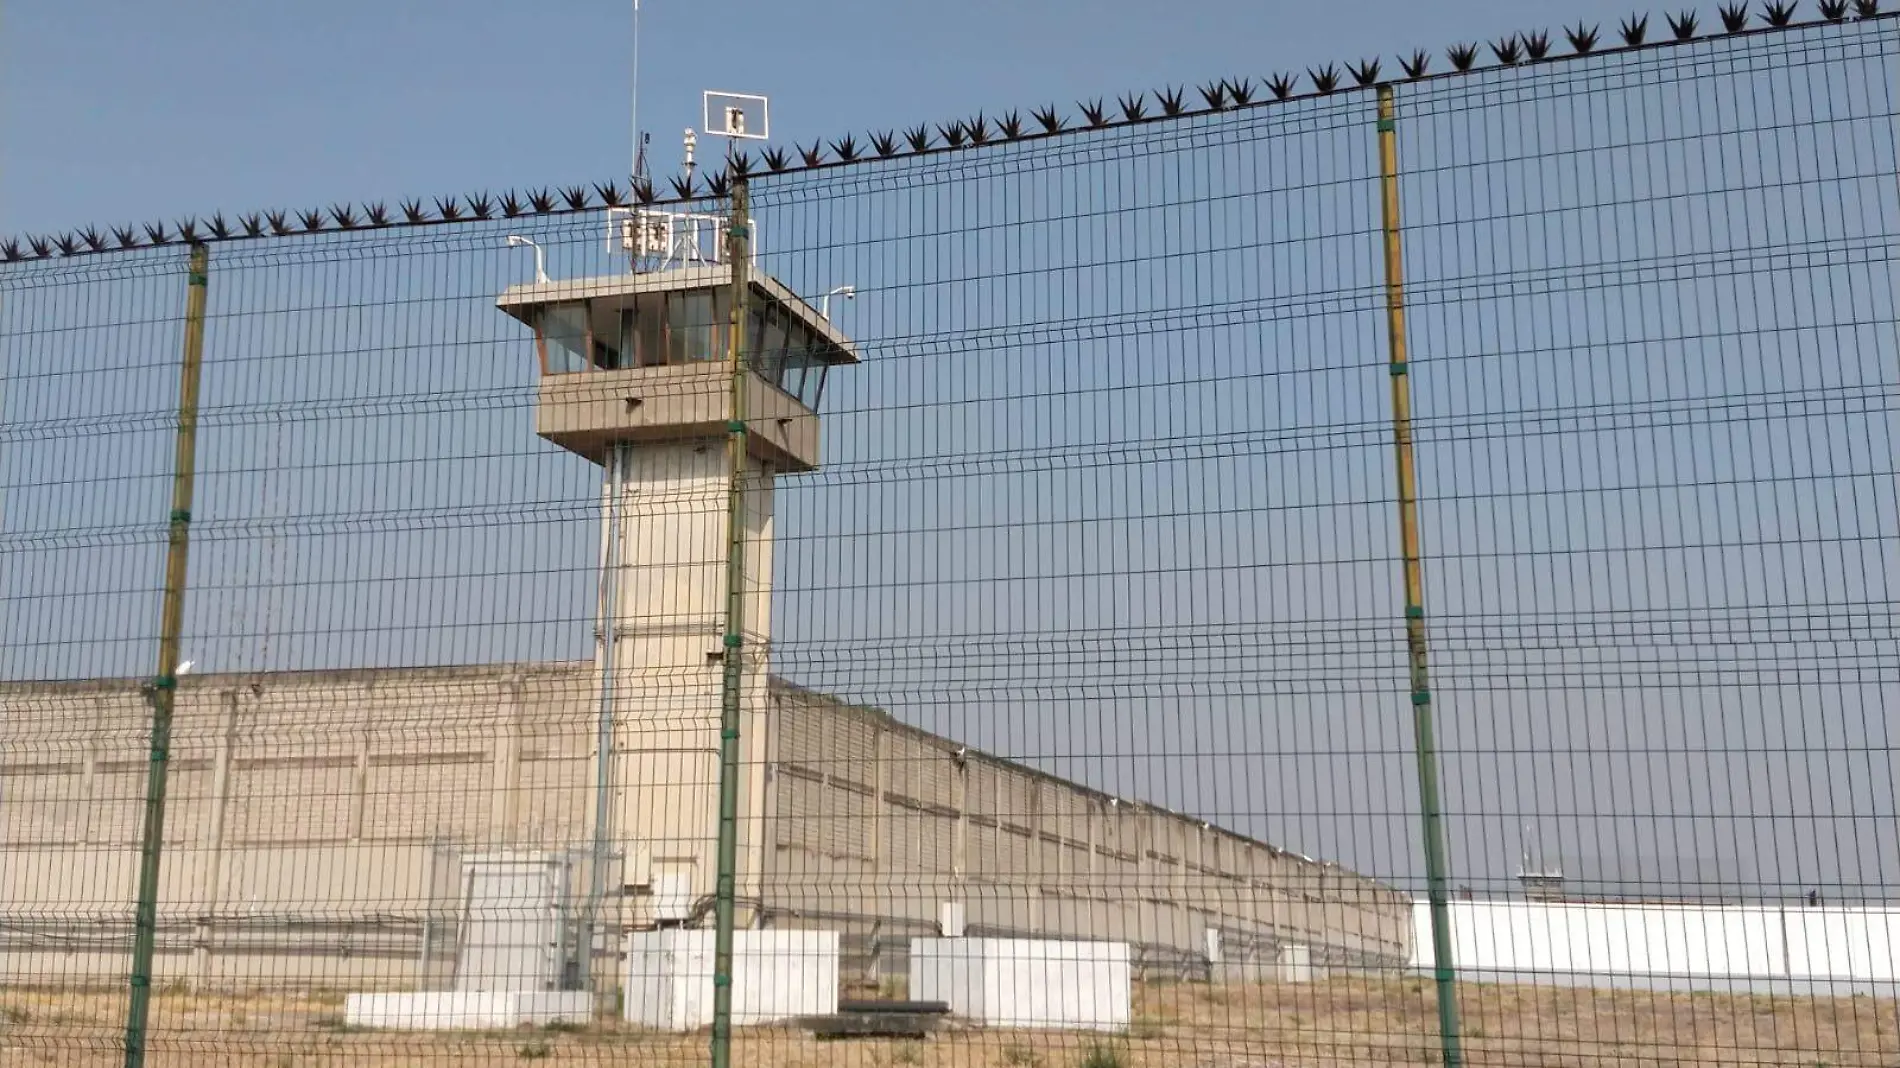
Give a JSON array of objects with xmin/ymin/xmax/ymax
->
[{"xmin": 703, "ymin": 91, "xmax": 769, "ymax": 140}]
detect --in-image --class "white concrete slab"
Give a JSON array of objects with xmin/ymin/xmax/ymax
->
[
  {"xmin": 343, "ymin": 991, "xmax": 593, "ymax": 1030},
  {"xmin": 623, "ymin": 929, "xmax": 839, "ymax": 1031},
  {"xmin": 911, "ymin": 937, "xmax": 1131, "ymax": 1032}
]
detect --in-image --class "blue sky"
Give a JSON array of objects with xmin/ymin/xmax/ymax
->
[{"xmin": 8, "ymin": 0, "xmax": 1664, "ymax": 238}]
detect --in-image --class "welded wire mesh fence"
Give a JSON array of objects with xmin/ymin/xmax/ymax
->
[{"xmin": 1, "ymin": 10, "xmax": 1897, "ymax": 1068}]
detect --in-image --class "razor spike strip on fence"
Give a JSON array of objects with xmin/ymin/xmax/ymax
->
[
  {"xmin": 528, "ymin": 188, "xmax": 556, "ymax": 213},
  {"xmin": 871, "ymin": 131, "xmax": 900, "ymax": 157},
  {"xmin": 297, "ymin": 209, "xmax": 325, "ymax": 233},
  {"xmin": 670, "ymin": 174, "xmax": 697, "ymax": 200},
  {"xmin": 561, "ymin": 186, "xmax": 591, "ymax": 211},
  {"xmin": 1349, "ymin": 58, "xmax": 1383, "ymax": 86},
  {"xmin": 999, "ymin": 110, "xmax": 1025, "ymax": 138},
  {"xmin": 2, "ymin": 6, "xmax": 1889, "ymax": 261},
  {"xmin": 831, "ymin": 135, "xmax": 861, "ymax": 162},
  {"xmin": 500, "ymin": 192, "xmax": 525, "ymax": 218}
]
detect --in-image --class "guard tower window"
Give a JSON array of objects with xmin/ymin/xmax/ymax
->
[{"xmin": 535, "ymin": 302, "xmax": 592, "ymax": 374}]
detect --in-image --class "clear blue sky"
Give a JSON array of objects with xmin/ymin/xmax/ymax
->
[{"xmin": 6, "ymin": 0, "xmax": 1649, "ymax": 237}]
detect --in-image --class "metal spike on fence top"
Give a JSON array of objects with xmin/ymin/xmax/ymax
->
[{"xmin": 5, "ymin": 1, "xmax": 1892, "ymax": 260}]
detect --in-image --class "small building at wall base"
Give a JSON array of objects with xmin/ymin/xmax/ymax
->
[{"xmin": 0, "ymin": 662, "xmax": 1411, "ymax": 991}]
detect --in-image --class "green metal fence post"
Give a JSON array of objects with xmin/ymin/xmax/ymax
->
[
  {"xmin": 1376, "ymin": 84, "xmax": 1464, "ymax": 1067},
  {"xmin": 710, "ymin": 178, "xmax": 752, "ymax": 1068},
  {"xmin": 122, "ymin": 242, "xmax": 211, "ymax": 1068}
]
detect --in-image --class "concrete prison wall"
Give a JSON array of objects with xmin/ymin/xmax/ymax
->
[{"xmin": 0, "ymin": 663, "xmax": 1409, "ymax": 990}]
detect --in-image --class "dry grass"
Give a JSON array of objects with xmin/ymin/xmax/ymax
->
[{"xmin": 0, "ymin": 978, "xmax": 1894, "ymax": 1067}]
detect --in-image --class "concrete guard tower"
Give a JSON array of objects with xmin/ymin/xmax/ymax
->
[{"xmin": 495, "ymin": 206, "xmax": 859, "ymax": 943}]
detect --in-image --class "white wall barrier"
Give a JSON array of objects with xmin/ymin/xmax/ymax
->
[{"xmin": 1411, "ymin": 901, "xmax": 1900, "ymax": 988}]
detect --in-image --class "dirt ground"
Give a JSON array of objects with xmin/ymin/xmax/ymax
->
[{"xmin": 2, "ymin": 978, "xmax": 1895, "ymax": 1067}]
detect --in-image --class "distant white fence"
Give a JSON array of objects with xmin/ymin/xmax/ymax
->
[{"xmin": 1410, "ymin": 901, "xmax": 1900, "ymax": 990}]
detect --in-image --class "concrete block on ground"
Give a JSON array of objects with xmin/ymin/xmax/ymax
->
[
  {"xmin": 910, "ymin": 937, "xmax": 1130, "ymax": 1032},
  {"xmin": 343, "ymin": 991, "xmax": 593, "ymax": 1030},
  {"xmin": 623, "ymin": 928, "xmax": 840, "ymax": 1031}
]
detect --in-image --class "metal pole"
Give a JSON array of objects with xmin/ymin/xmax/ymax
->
[
  {"xmin": 1376, "ymin": 84, "xmax": 1464, "ymax": 1068},
  {"xmin": 122, "ymin": 242, "xmax": 210, "ymax": 1068},
  {"xmin": 710, "ymin": 179, "xmax": 752, "ymax": 1068},
  {"xmin": 582, "ymin": 441, "xmax": 626, "ymax": 997}
]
